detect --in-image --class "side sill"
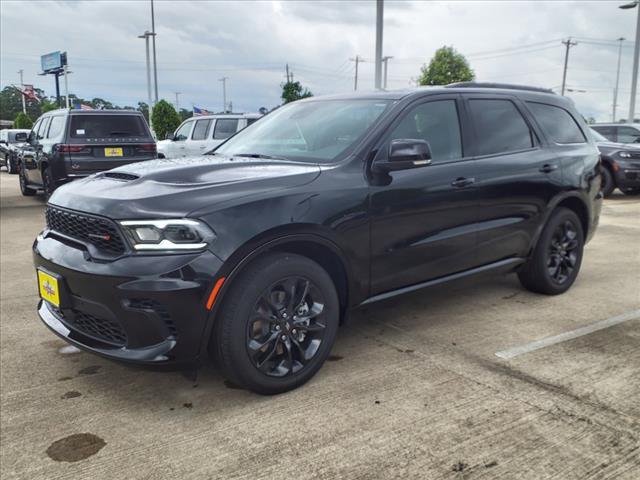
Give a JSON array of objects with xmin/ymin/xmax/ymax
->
[{"xmin": 360, "ymin": 257, "xmax": 525, "ymax": 306}]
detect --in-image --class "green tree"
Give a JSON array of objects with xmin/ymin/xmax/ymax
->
[
  {"xmin": 41, "ymin": 100, "xmax": 58, "ymax": 113},
  {"xmin": 178, "ymin": 108, "xmax": 192, "ymax": 122},
  {"xmin": 281, "ymin": 81, "xmax": 313, "ymax": 104},
  {"xmin": 151, "ymin": 99, "xmax": 181, "ymax": 140},
  {"xmin": 418, "ymin": 46, "xmax": 475, "ymax": 86},
  {"xmin": 0, "ymin": 86, "xmax": 44, "ymax": 121},
  {"xmin": 14, "ymin": 112, "xmax": 33, "ymax": 129},
  {"xmin": 137, "ymin": 101, "xmax": 149, "ymax": 121}
]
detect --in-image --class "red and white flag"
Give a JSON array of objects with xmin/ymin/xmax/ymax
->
[{"xmin": 19, "ymin": 84, "xmax": 40, "ymax": 103}]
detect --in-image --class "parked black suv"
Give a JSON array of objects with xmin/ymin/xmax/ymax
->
[
  {"xmin": 33, "ymin": 84, "xmax": 602, "ymax": 394},
  {"xmin": 0, "ymin": 128, "xmax": 31, "ymax": 174},
  {"xmin": 18, "ymin": 109, "xmax": 156, "ymax": 198}
]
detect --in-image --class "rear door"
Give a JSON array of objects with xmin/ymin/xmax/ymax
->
[
  {"xmin": 187, "ymin": 118, "xmax": 213, "ymax": 155},
  {"xmin": 67, "ymin": 114, "xmax": 155, "ymax": 173},
  {"xmin": 464, "ymin": 95, "xmax": 563, "ymax": 265},
  {"xmin": 210, "ymin": 118, "xmax": 240, "ymax": 149}
]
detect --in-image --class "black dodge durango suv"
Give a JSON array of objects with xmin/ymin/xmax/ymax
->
[
  {"xmin": 19, "ymin": 109, "xmax": 156, "ymax": 198},
  {"xmin": 33, "ymin": 83, "xmax": 602, "ymax": 394}
]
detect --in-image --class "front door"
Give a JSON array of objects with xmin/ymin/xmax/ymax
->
[{"xmin": 369, "ymin": 96, "xmax": 480, "ymax": 295}]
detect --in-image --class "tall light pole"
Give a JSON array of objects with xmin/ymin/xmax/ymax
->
[
  {"xmin": 219, "ymin": 77, "xmax": 228, "ymax": 112},
  {"xmin": 561, "ymin": 37, "xmax": 578, "ymax": 96},
  {"xmin": 613, "ymin": 37, "xmax": 626, "ymax": 122},
  {"xmin": 150, "ymin": 0, "xmax": 159, "ymax": 104},
  {"xmin": 382, "ymin": 56, "xmax": 393, "ymax": 89},
  {"xmin": 18, "ymin": 70, "xmax": 26, "ymax": 113},
  {"xmin": 374, "ymin": 0, "xmax": 383, "ymax": 89},
  {"xmin": 620, "ymin": 1, "xmax": 640, "ymax": 123},
  {"xmin": 138, "ymin": 31, "xmax": 154, "ymax": 134},
  {"xmin": 174, "ymin": 91, "xmax": 181, "ymax": 111}
]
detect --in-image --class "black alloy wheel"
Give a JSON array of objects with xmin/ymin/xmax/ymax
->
[
  {"xmin": 546, "ymin": 220, "xmax": 579, "ymax": 285},
  {"xmin": 42, "ymin": 167, "xmax": 55, "ymax": 199},
  {"xmin": 212, "ymin": 253, "xmax": 339, "ymax": 394},
  {"xmin": 247, "ymin": 277, "xmax": 327, "ymax": 377},
  {"xmin": 518, "ymin": 207, "xmax": 584, "ymax": 295}
]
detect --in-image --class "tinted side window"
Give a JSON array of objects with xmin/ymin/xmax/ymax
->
[
  {"xmin": 468, "ymin": 99, "xmax": 533, "ymax": 156},
  {"xmin": 36, "ymin": 118, "xmax": 51, "ymax": 140},
  {"xmin": 387, "ymin": 100, "xmax": 463, "ymax": 162},
  {"xmin": 527, "ymin": 102, "xmax": 585, "ymax": 144},
  {"xmin": 214, "ymin": 119, "xmax": 239, "ymax": 140},
  {"xmin": 47, "ymin": 116, "xmax": 65, "ymax": 139},
  {"xmin": 617, "ymin": 126, "xmax": 640, "ymax": 143},
  {"xmin": 191, "ymin": 119, "xmax": 212, "ymax": 140},
  {"xmin": 591, "ymin": 126, "xmax": 616, "ymax": 142}
]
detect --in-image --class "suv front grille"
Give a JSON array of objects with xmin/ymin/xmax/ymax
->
[
  {"xmin": 46, "ymin": 206, "xmax": 126, "ymax": 256},
  {"xmin": 51, "ymin": 306, "xmax": 127, "ymax": 346}
]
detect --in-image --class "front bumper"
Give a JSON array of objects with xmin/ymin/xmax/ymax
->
[
  {"xmin": 614, "ymin": 168, "xmax": 640, "ymax": 190},
  {"xmin": 33, "ymin": 233, "xmax": 224, "ymax": 366}
]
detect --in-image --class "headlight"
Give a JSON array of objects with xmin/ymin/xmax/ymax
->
[
  {"xmin": 618, "ymin": 151, "xmax": 632, "ymax": 159},
  {"xmin": 119, "ymin": 219, "xmax": 215, "ymax": 251}
]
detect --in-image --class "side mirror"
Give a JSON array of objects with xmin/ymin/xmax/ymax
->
[
  {"xmin": 165, "ymin": 132, "xmax": 175, "ymax": 141},
  {"xmin": 374, "ymin": 139, "xmax": 432, "ymax": 173},
  {"xmin": 14, "ymin": 133, "xmax": 28, "ymax": 142}
]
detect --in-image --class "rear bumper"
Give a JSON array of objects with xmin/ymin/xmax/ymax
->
[{"xmin": 33, "ymin": 234, "xmax": 224, "ymax": 366}]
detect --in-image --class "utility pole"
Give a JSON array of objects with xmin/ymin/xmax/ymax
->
[
  {"xmin": 629, "ymin": 2, "xmax": 640, "ymax": 122},
  {"xmin": 382, "ymin": 56, "xmax": 393, "ymax": 89},
  {"xmin": 350, "ymin": 56, "xmax": 363, "ymax": 91},
  {"xmin": 18, "ymin": 70, "xmax": 26, "ymax": 113},
  {"xmin": 219, "ymin": 77, "xmax": 228, "ymax": 112},
  {"xmin": 286, "ymin": 64, "xmax": 290, "ymax": 83},
  {"xmin": 613, "ymin": 37, "xmax": 625, "ymax": 122},
  {"xmin": 174, "ymin": 91, "xmax": 181, "ymax": 111},
  {"xmin": 374, "ymin": 0, "xmax": 384, "ymax": 89},
  {"xmin": 561, "ymin": 37, "xmax": 578, "ymax": 96},
  {"xmin": 150, "ymin": 0, "xmax": 159, "ymax": 104}
]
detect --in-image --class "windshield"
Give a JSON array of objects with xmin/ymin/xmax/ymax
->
[
  {"xmin": 214, "ymin": 99, "xmax": 392, "ymax": 163},
  {"xmin": 589, "ymin": 128, "xmax": 609, "ymax": 142}
]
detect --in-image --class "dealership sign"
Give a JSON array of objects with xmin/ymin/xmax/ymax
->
[{"xmin": 41, "ymin": 51, "xmax": 67, "ymax": 73}]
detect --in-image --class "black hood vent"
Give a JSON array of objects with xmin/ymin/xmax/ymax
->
[{"xmin": 102, "ymin": 172, "xmax": 139, "ymax": 181}]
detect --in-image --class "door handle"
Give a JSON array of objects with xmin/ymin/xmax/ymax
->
[
  {"xmin": 539, "ymin": 163, "xmax": 558, "ymax": 173},
  {"xmin": 451, "ymin": 177, "xmax": 475, "ymax": 188}
]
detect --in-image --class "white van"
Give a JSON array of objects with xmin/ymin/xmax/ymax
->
[{"xmin": 157, "ymin": 113, "xmax": 262, "ymax": 158}]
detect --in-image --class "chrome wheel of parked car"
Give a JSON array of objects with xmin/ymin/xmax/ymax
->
[{"xmin": 247, "ymin": 277, "xmax": 327, "ymax": 377}]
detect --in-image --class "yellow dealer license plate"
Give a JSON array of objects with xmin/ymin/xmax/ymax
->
[
  {"xmin": 105, "ymin": 147, "xmax": 123, "ymax": 157},
  {"xmin": 38, "ymin": 270, "xmax": 60, "ymax": 307}
]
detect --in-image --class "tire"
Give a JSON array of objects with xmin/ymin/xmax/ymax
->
[
  {"xmin": 6, "ymin": 155, "xmax": 17, "ymax": 174},
  {"xmin": 42, "ymin": 167, "xmax": 55, "ymax": 199},
  {"xmin": 211, "ymin": 252, "xmax": 340, "ymax": 395},
  {"xmin": 518, "ymin": 207, "xmax": 584, "ymax": 295},
  {"xmin": 600, "ymin": 166, "xmax": 615, "ymax": 197},
  {"xmin": 19, "ymin": 163, "xmax": 36, "ymax": 196}
]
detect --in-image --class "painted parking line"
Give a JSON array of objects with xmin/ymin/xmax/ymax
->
[{"xmin": 495, "ymin": 309, "xmax": 640, "ymax": 360}]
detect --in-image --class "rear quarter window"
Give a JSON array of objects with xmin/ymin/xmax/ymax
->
[
  {"xmin": 526, "ymin": 102, "xmax": 586, "ymax": 144},
  {"xmin": 69, "ymin": 115, "xmax": 149, "ymax": 139}
]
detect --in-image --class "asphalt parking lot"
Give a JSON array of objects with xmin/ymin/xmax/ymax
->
[{"xmin": 1, "ymin": 171, "xmax": 639, "ymax": 480}]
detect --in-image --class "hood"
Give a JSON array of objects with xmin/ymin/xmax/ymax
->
[
  {"xmin": 596, "ymin": 140, "xmax": 640, "ymax": 156},
  {"xmin": 48, "ymin": 154, "xmax": 321, "ymax": 219}
]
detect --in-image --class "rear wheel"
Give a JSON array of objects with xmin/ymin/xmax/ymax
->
[
  {"xmin": 211, "ymin": 253, "xmax": 339, "ymax": 394},
  {"xmin": 42, "ymin": 167, "xmax": 55, "ymax": 199},
  {"xmin": 19, "ymin": 163, "xmax": 36, "ymax": 196},
  {"xmin": 600, "ymin": 166, "xmax": 615, "ymax": 197},
  {"xmin": 6, "ymin": 155, "xmax": 17, "ymax": 174},
  {"xmin": 518, "ymin": 208, "xmax": 584, "ymax": 295}
]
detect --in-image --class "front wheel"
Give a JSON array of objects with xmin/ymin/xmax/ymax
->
[
  {"xmin": 211, "ymin": 253, "xmax": 339, "ymax": 395},
  {"xmin": 6, "ymin": 155, "xmax": 17, "ymax": 174},
  {"xmin": 518, "ymin": 208, "xmax": 584, "ymax": 295},
  {"xmin": 600, "ymin": 166, "xmax": 615, "ymax": 197}
]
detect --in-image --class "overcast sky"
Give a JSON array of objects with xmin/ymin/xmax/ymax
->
[{"xmin": 1, "ymin": 0, "xmax": 638, "ymax": 121}]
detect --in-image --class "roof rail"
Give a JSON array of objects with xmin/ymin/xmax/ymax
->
[{"xmin": 445, "ymin": 82, "xmax": 555, "ymax": 94}]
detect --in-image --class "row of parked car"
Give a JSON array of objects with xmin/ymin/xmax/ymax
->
[{"xmin": 0, "ymin": 110, "xmax": 262, "ymax": 198}]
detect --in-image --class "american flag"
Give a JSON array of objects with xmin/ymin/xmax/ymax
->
[
  {"xmin": 193, "ymin": 106, "xmax": 212, "ymax": 116},
  {"xmin": 74, "ymin": 103, "xmax": 93, "ymax": 110}
]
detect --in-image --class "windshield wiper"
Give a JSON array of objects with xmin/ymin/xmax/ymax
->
[{"xmin": 234, "ymin": 153, "xmax": 289, "ymax": 160}]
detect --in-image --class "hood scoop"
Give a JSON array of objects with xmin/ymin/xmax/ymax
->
[{"xmin": 102, "ymin": 172, "xmax": 140, "ymax": 181}]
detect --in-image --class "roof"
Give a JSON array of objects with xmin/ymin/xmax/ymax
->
[{"xmin": 42, "ymin": 108, "xmax": 143, "ymax": 116}]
